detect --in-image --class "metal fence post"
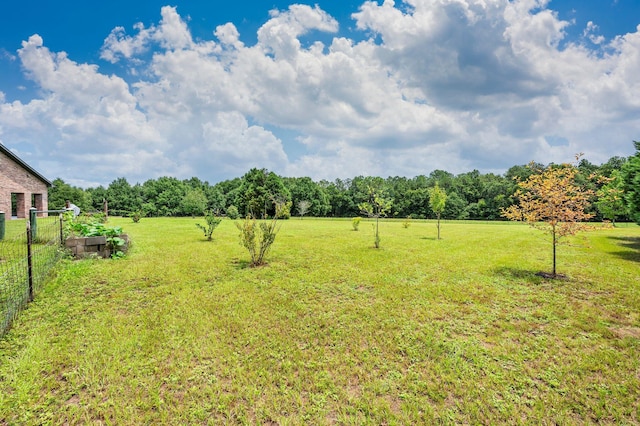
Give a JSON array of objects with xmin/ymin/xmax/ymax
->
[
  {"xmin": 29, "ymin": 208, "xmax": 37, "ymax": 241},
  {"xmin": 59, "ymin": 213, "xmax": 64, "ymax": 245},
  {"xmin": 26, "ymin": 220, "xmax": 34, "ymax": 302},
  {"xmin": 0, "ymin": 211, "xmax": 5, "ymax": 240}
]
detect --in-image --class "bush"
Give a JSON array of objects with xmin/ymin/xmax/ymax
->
[
  {"xmin": 226, "ymin": 205, "xmax": 240, "ymax": 220},
  {"xmin": 196, "ymin": 211, "xmax": 222, "ymax": 241},
  {"xmin": 131, "ymin": 210, "xmax": 144, "ymax": 223},
  {"xmin": 275, "ymin": 201, "xmax": 292, "ymax": 219},
  {"xmin": 235, "ymin": 199, "xmax": 289, "ymax": 266},
  {"xmin": 352, "ymin": 217, "xmax": 362, "ymax": 231},
  {"xmin": 236, "ymin": 214, "xmax": 280, "ymax": 267}
]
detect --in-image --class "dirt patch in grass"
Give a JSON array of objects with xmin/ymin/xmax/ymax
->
[
  {"xmin": 535, "ymin": 271, "xmax": 568, "ymax": 280},
  {"xmin": 610, "ymin": 327, "xmax": 640, "ymax": 339}
]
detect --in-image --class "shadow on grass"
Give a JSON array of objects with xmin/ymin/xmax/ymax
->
[
  {"xmin": 231, "ymin": 258, "xmax": 269, "ymax": 269},
  {"xmin": 493, "ymin": 267, "xmax": 566, "ymax": 282},
  {"xmin": 607, "ymin": 236, "xmax": 640, "ymax": 263}
]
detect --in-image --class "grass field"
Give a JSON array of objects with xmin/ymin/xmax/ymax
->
[{"xmin": 0, "ymin": 217, "xmax": 638, "ymax": 424}]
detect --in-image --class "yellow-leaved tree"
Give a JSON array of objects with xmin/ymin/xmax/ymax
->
[{"xmin": 502, "ymin": 158, "xmax": 594, "ymax": 278}]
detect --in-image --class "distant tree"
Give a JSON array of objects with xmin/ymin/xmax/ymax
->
[
  {"xmin": 428, "ymin": 183, "xmax": 447, "ymax": 239},
  {"xmin": 48, "ymin": 178, "xmax": 90, "ymax": 211},
  {"xmin": 283, "ymin": 176, "xmax": 331, "ymax": 217},
  {"xmin": 595, "ymin": 172, "xmax": 626, "ymax": 226},
  {"xmin": 142, "ymin": 177, "xmax": 186, "ymax": 216},
  {"xmin": 358, "ymin": 179, "xmax": 392, "ymax": 248},
  {"xmin": 181, "ymin": 188, "xmax": 208, "ymax": 217},
  {"xmin": 598, "ymin": 156, "xmax": 627, "ymax": 178},
  {"xmin": 107, "ymin": 177, "xmax": 140, "ymax": 214},
  {"xmin": 296, "ymin": 200, "xmax": 311, "ymax": 218},
  {"xmin": 429, "ymin": 170, "xmax": 455, "ymax": 191},
  {"xmin": 442, "ymin": 191, "xmax": 467, "ymax": 219},
  {"xmin": 320, "ymin": 178, "xmax": 355, "ymax": 216},
  {"xmin": 453, "ymin": 170, "xmax": 483, "ymax": 206},
  {"xmin": 502, "ymin": 158, "xmax": 594, "ymax": 278},
  {"xmin": 86, "ymin": 185, "xmax": 108, "ymax": 211},
  {"xmin": 238, "ymin": 168, "xmax": 290, "ymax": 218},
  {"xmin": 205, "ymin": 187, "xmax": 226, "ymax": 212},
  {"xmin": 620, "ymin": 141, "xmax": 640, "ymax": 224},
  {"xmin": 225, "ymin": 205, "xmax": 240, "ymax": 220},
  {"xmin": 213, "ymin": 177, "xmax": 242, "ymax": 211}
]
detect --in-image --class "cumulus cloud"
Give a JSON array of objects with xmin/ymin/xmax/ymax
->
[
  {"xmin": 100, "ymin": 6, "xmax": 196, "ymax": 63},
  {"xmin": 1, "ymin": 1, "xmax": 639, "ymax": 186}
]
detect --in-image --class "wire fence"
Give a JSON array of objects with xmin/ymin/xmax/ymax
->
[{"xmin": 0, "ymin": 211, "xmax": 65, "ymax": 337}]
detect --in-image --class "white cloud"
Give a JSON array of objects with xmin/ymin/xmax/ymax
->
[{"xmin": 1, "ymin": 1, "xmax": 639, "ymax": 186}]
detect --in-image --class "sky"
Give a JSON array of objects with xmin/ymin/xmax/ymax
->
[{"xmin": 0, "ymin": 0, "xmax": 639, "ymax": 188}]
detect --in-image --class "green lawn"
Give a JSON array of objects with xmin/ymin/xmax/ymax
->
[{"xmin": 0, "ymin": 217, "xmax": 638, "ymax": 424}]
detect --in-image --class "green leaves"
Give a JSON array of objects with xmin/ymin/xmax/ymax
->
[
  {"xmin": 235, "ymin": 214, "xmax": 280, "ymax": 267},
  {"xmin": 358, "ymin": 182, "xmax": 393, "ymax": 248},
  {"xmin": 195, "ymin": 211, "xmax": 222, "ymax": 241},
  {"xmin": 67, "ymin": 221, "xmax": 123, "ymax": 238},
  {"xmin": 620, "ymin": 141, "xmax": 640, "ymax": 224},
  {"xmin": 428, "ymin": 183, "xmax": 448, "ymax": 239}
]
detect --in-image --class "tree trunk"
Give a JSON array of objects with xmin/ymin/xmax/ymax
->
[
  {"xmin": 375, "ymin": 216, "xmax": 380, "ymax": 248},
  {"xmin": 437, "ymin": 214, "xmax": 441, "ymax": 240},
  {"xmin": 552, "ymin": 225, "xmax": 557, "ymax": 277}
]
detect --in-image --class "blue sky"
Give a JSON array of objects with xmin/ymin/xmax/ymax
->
[{"xmin": 1, "ymin": 0, "xmax": 639, "ymax": 187}]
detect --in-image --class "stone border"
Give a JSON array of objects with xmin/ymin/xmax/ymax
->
[{"xmin": 65, "ymin": 234, "xmax": 129, "ymax": 258}]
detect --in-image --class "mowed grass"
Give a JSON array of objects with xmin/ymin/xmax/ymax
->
[{"xmin": 0, "ymin": 217, "xmax": 639, "ymax": 424}]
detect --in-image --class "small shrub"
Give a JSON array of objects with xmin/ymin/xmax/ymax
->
[
  {"xmin": 196, "ymin": 211, "xmax": 222, "ymax": 241},
  {"xmin": 226, "ymin": 205, "xmax": 240, "ymax": 220},
  {"xmin": 352, "ymin": 217, "xmax": 362, "ymax": 231},
  {"xmin": 107, "ymin": 236, "xmax": 126, "ymax": 259},
  {"xmin": 236, "ymin": 203, "xmax": 283, "ymax": 267},
  {"xmin": 275, "ymin": 201, "xmax": 292, "ymax": 219},
  {"xmin": 358, "ymin": 183, "xmax": 392, "ymax": 248},
  {"xmin": 131, "ymin": 210, "xmax": 144, "ymax": 223},
  {"xmin": 402, "ymin": 216, "xmax": 411, "ymax": 228}
]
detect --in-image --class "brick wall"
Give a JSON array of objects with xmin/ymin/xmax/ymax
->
[{"xmin": 0, "ymin": 151, "xmax": 49, "ymax": 219}]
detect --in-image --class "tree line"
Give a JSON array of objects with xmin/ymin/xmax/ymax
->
[{"xmin": 48, "ymin": 143, "xmax": 640, "ymax": 224}]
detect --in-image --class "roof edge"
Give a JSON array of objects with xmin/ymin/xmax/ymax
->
[{"xmin": 0, "ymin": 143, "xmax": 52, "ymax": 187}]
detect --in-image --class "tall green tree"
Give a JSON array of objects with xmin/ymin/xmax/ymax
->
[
  {"xmin": 48, "ymin": 178, "xmax": 90, "ymax": 211},
  {"xmin": 238, "ymin": 168, "xmax": 290, "ymax": 218},
  {"xmin": 319, "ymin": 178, "xmax": 355, "ymax": 217},
  {"xmin": 181, "ymin": 188, "xmax": 208, "ymax": 217},
  {"xmin": 283, "ymin": 176, "xmax": 331, "ymax": 217},
  {"xmin": 142, "ymin": 177, "xmax": 186, "ymax": 216},
  {"xmin": 620, "ymin": 141, "xmax": 640, "ymax": 224},
  {"xmin": 86, "ymin": 185, "xmax": 108, "ymax": 211},
  {"xmin": 107, "ymin": 177, "xmax": 140, "ymax": 214},
  {"xmin": 595, "ymin": 171, "xmax": 626, "ymax": 225}
]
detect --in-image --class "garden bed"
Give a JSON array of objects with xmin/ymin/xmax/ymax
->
[{"xmin": 65, "ymin": 234, "xmax": 129, "ymax": 258}]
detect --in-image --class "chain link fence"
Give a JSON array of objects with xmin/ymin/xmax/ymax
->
[{"xmin": 1, "ymin": 210, "xmax": 65, "ymax": 337}]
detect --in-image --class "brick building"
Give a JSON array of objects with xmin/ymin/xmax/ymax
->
[{"xmin": 0, "ymin": 143, "xmax": 51, "ymax": 219}]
